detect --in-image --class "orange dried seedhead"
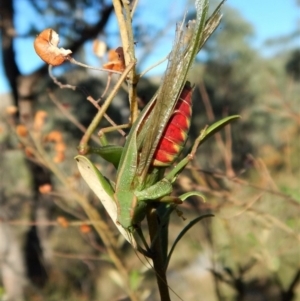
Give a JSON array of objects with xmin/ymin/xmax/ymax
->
[
  {"xmin": 44, "ymin": 130, "xmax": 66, "ymax": 163},
  {"xmin": 24, "ymin": 146, "xmax": 35, "ymax": 158},
  {"xmin": 80, "ymin": 224, "xmax": 91, "ymax": 234},
  {"xmin": 33, "ymin": 110, "xmax": 48, "ymax": 131},
  {"xmin": 6, "ymin": 106, "xmax": 18, "ymax": 115},
  {"xmin": 34, "ymin": 28, "xmax": 72, "ymax": 66},
  {"xmin": 39, "ymin": 184, "xmax": 52, "ymax": 194},
  {"xmin": 53, "ymin": 151, "xmax": 65, "ymax": 163},
  {"xmin": 35, "ymin": 110, "xmax": 48, "ymax": 119},
  {"xmin": 57, "ymin": 216, "xmax": 69, "ymax": 228},
  {"xmin": 55, "ymin": 142, "xmax": 66, "ymax": 153},
  {"xmin": 45, "ymin": 130, "xmax": 63, "ymax": 143},
  {"xmin": 16, "ymin": 124, "xmax": 28, "ymax": 137},
  {"xmin": 103, "ymin": 47, "xmax": 125, "ymax": 72}
]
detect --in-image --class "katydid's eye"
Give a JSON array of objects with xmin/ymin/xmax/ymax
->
[{"xmin": 184, "ymin": 20, "xmax": 196, "ymax": 45}]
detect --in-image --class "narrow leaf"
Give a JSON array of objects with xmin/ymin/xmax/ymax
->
[
  {"xmin": 179, "ymin": 191, "xmax": 206, "ymax": 202},
  {"xmin": 165, "ymin": 214, "xmax": 214, "ymax": 270},
  {"xmin": 199, "ymin": 115, "xmax": 240, "ymax": 146}
]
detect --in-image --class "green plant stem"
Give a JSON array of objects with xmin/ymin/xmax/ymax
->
[
  {"xmin": 147, "ymin": 207, "xmax": 171, "ymax": 301},
  {"xmin": 78, "ymin": 61, "xmax": 135, "ymax": 154}
]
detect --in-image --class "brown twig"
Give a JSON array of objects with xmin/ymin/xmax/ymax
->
[
  {"xmin": 112, "ymin": 0, "xmax": 138, "ymax": 123},
  {"xmin": 78, "ymin": 61, "xmax": 135, "ymax": 154},
  {"xmin": 189, "ymin": 166, "xmax": 300, "ymax": 207},
  {"xmin": 198, "ymin": 80, "xmax": 234, "ymax": 177},
  {"xmin": 48, "ymin": 67, "xmax": 126, "ymax": 137}
]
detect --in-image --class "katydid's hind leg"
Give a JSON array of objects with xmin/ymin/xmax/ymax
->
[
  {"xmin": 134, "ymin": 178, "xmax": 173, "ymax": 202},
  {"xmin": 97, "ymin": 123, "xmax": 129, "ymax": 139},
  {"xmin": 158, "ymin": 196, "xmax": 182, "ymax": 204}
]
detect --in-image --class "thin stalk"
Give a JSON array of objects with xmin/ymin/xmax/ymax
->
[
  {"xmin": 47, "ymin": 91, "xmax": 100, "ymax": 144},
  {"xmin": 47, "ymin": 71, "xmax": 126, "ymax": 137},
  {"xmin": 139, "ymin": 55, "xmax": 168, "ymax": 78},
  {"xmin": 67, "ymin": 56, "xmax": 123, "ymax": 74},
  {"xmin": 78, "ymin": 61, "xmax": 135, "ymax": 154},
  {"xmin": 112, "ymin": 0, "xmax": 139, "ymax": 123}
]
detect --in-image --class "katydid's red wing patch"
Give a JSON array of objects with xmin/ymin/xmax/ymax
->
[{"xmin": 153, "ymin": 83, "xmax": 193, "ymax": 167}]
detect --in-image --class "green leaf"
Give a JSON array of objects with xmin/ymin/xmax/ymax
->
[
  {"xmin": 165, "ymin": 115, "xmax": 240, "ymax": 182},
  {"xmin": 165, "ymin": 214, "xmax": 214, "ymax": 270},
  {"xmin": 75, "ymin": 155, "xmax": 137, "ymax": 248},
  {"xmin": 199, "ymin": 115, "xmax": 240, "ymax": 146},
  {"xmin": 179, "ymin": 191, "xmax": 206, "ymax": 202}
]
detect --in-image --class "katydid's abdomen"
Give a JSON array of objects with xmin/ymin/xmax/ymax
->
[{"xmin": 152, "ymin": 83, "xmax": 193, "ymax": 167}]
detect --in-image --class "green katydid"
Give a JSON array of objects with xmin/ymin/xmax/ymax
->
[
  {"xmin": 76, "ymin": 0, "xmax": 238, "ymax": 248},
  {"xmin": 114, "ymin": 0, "xmax": 223, "ymax": 229}
]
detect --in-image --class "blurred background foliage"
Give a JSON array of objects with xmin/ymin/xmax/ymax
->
[{"xmin": 0, "ymin": 0, "xmax": 299, "ymax": 300}]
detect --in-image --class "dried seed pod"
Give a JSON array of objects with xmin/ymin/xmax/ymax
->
[
  {"xmin": 34, "ymin": 28, "xmax": 72, "ymax": 66},
  {"xmin": 93, "ymin": 39, "xmax": 107, "ymax": 58},
  {"xmin": 103, "ymin": 47, "xmax": 125, "ymax": 72}
]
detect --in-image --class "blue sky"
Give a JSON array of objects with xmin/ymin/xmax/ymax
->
[{"xmin": 0, "ymin": 0, "xmax": 299, "ymax": 93}]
